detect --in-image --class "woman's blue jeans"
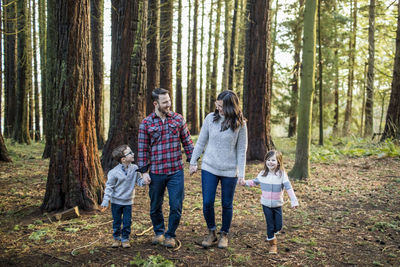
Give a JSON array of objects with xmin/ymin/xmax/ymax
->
[
  {"xmin": 111, "ymin": 203, "xmax": 132, "ymax": 242},
  {"xmin": 262, "ymin": 205, "xmax": 283, "ymax": 240},
  {"xmin": 201, "ymin": 170, "xmax": 238, "ymax": 233},
  {"xmin": 149, "ymin": 170, "xmax": 184, "ymax": 238}
]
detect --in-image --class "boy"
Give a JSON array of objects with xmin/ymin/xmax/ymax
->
[{"xmin": 100, "ymin": 145, "xmax": 151, "ymax": 248}]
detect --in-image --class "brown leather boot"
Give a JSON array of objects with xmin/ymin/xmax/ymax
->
[
  {"xmin": 218, "ymin": 232, "xmax": 228, "ymax": 249},
  {"xmin": 201, "ymin": 230, "xmax": 218, "ymax": 248},
  {"xmin": 268, "ymin": 238, "xmax": 277, "ymax": 254}
]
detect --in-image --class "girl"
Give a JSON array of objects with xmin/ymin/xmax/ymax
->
[{"xmin": 240, "ymin": 150, "xmax": 298, "ymax": 254}]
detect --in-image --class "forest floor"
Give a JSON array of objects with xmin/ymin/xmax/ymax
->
[{"xmin": 0, "ymin": 139, "xmax": 400, "ymax": 266}]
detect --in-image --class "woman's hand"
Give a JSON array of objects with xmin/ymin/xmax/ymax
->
[
  {"xmin": 189, "ymin": 165, "xmax": 198, "ymax": 175},
  {"xmin": 238, "ymin": 177, "xmax": 245, "ymax": 186}
]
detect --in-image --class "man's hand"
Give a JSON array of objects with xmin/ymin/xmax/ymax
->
[
  {"xmin": 189, "ymin": 165, "xmax": 197, "ymax": 175},
  {"xmin": 143, "ymin": 172, "xmax": 151, "ymax": 185},
  {"xmin": 238, "ymin": 177, "xmax": 245, "ymax": 186},
  {"xmin": 100, "ymin": 206, "xmax": 107, "ymax": 212}
]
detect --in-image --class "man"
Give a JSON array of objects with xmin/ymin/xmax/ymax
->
[{"xmin": 138, "ymin": 88, "xmax": 194, "ymax": 248}]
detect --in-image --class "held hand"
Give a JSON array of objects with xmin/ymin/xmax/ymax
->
[
  {"xmin": 238, "ymin": 177, "xmax": 245, "ymax": 186},
  {"xmin": 189, "ymin": 165, "xmax": 197, "ymax": 175},
  {"xmin": 291, "ymin": 205, "xmax": 298, "ymax": 209},
  {"xmin": 143, "ymin": 173, "xmax": 151, "ymax": 185}
]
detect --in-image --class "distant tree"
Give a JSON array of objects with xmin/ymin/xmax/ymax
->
[
  {"xmin": 228, "ymin": 0, "xmax": 239, "ymax": 91},
  {"xmin": 186, "ymin": 0, "xmax": 192, "ymax": 118},
  {"xmin": 14, "ymin": 0, "xmax": 31, "ymax": 144},
  {"xmin": 221, "ymin": 0, "xmax": 232, "ymax": 91},
  {"xmin": 38, "ymin": 0, "xmax": 46, "ymax": 138},
  {"xmin": 199, "ymin": 0, "xmax": 205, "ymax": 125},
  {"xmin": 210, "ymin": 0, "xmax": 222, "ymax": 112},
  {"xmin": 205, "ymin": 0, "xmax": 214, "ymax": 115},
  {"xmin": 234, "ymin": 0, "xmax": 247, "ymax": 100},
  {"xmin": 364, "ymin": 0, "xmax": 375, "ymax": 137},
  {"xmin": 42, "ymin": 0, "xmax": 104, "ymax": 211},
  {"xmin": 288, "ymin": 0, "xmax": 317, "ymax": 180},
  {"xmin": 176, "ymin": 0, "xmax": 183, "ymax": 114},
  {"xmin": 3, "ymin": 0, "xmax": 17, "ymax": 138},
  {"xmin": 147, "ymin": 0, "xmax": 160, "ymax": 115},
  {"xmin": 101, "ymin": 0, "xmax": 148, "ymax": 173},
  {"xmin": 332, "ymin": 0, "xmax": 339, "ymax": 136},
  {"xmin": 91, "ymin": 0, "xmax": 105, "ymax": 148},
  {"xmin": 32, "ymin": 0, "xmax": 41, "ymax": 141},
  {"xmin": 160, "ymin": 0, "xmax": 173, "ymax": 97},
  {"xmin": 188, "ymin": 0, "xmax": 199, "ymax": 134},
  {"xmin": 317, "ymin": 0, "xmax": 323, "ymax": 145},
  {"xmin": 269, "ymin": 0, "xmax": 278, "ymax": 99},
  {"xmin": 381, "ymin": 0, "xmax": 400, "ymax": 141},
  {"xmin": 244, "ymin": 0, "xmax": 273, "ymax": 160},
  {"xmin": 0, "ymin": 133, "xmax": 12, "ymax": 162}
]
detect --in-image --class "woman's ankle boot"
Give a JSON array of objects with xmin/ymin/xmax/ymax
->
[{"xmin": 201, "ymin": 230, "xmax": 217, "ymax": 248}]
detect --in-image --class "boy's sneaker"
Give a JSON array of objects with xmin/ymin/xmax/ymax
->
[
  {"xmin": 111, "ymin": 239, "xmax": 121, "ymax": 248},
  {"xmin": 121, "ymin": 241, "xmax": 131, "ymax": 248},
  {"xmin": 151, "ymin": 234, "xmax": 165, "ymax": 245},
  {"xmin": 163, "ymin": 237, "xmax": 176, "ymax": 248}
]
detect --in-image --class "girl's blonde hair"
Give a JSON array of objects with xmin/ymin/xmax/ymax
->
[{"xmin": 261, "ymin": 150, "xmax": 285, "ymax": 177}]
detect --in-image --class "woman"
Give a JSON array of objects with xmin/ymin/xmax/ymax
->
[{"xmin": 189, "ymin": 90, "xmax": 247, "ymax": 249}]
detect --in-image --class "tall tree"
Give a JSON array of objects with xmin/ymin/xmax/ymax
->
[
  {"xmin": 147, "ymin": 0, "xmax": 160, "ymax": 115},
  {"xmin": 0, "ymin": 0, "xmax": 2, "ymax": 132},
  {"xmin": 210, "ymin": 0, "xmax": 222, "ymax": 112},
  {"xmin": 221, "ymin": 0, "xmax": 232, "ymax": 91},
  {"xmin": 268, "ymin": 0, "xmax": 278, "ymax": 98},
  {"xmin": 0, "ymin": 133, "xmax": 12, "ymax": 162},
  {"xmin": 205, "ymin": 0, "xmax": 214, "ymax": 115},
  {"xmin": 32, "ymin": 0, "xmax": 41, "ymax": 140},
  {"xmin": 186, "ymin": 0, "xmax": 192, "ymax": 118},
  {"xmin": 342, "ymin": 0, "xmax": 357, "ymax": 136},
  {"xmin": 199, "ymin": 0, "xmax": 205, "ymax": 125},
  {"xmin": 188, "ymin": 0, "xmax": 199, "ymax": 134},
  {"xmin": 42, "ymin": 0, "xmax": 104, "ymax": 211},
  {"xmin": 317, "ymin": 0, "xmax": 323, "ymax": 145},
  {"xmin": 288, "ymin": 0, "xmax": 317, "ymax": 180},
  {"xmin": 14, "ymin": 0, "xmax": 31, "ymax": 144},
  {"xmin": 228, "ymin": 0, "xmax": 239, "ymax": 90},
  {"xmin": 381, "ymin": 0, "xmax": 400, "ymax": 141},
  {"xmin": 234, "ymin": 0, "xmax": 247, "ymax": 99},
  {"xmin": 176, "ymin": 0, "xmax": 183, "ymax": 114},
  {"xmin": 160, "ymin": 0, "xmax": 173, "ymax": 98},
  {"xmin": 42, "ymin": 0, "xmax": 57, "ymax": 158},
  {"xmin": 288, "ymin": 0, "xmax": 304, "ymax": 138},
  {"xmin": 364, "ymin": 0, "xmax": 375, "ymax": 137},
  {"xmin": 3, "ymin": 0, "xmax": 17, "ymax": 138},
  {"xmin": 332, "ymin": 0, "xmax": 339, "ymax": 136},
  {"xmin": 91, "ymin": 0, "xmax": 105, "ymax": 148},
  {"xmin": 38, "ymin": 0, "xmax": 46, "ymax": 139},
  {"xmin": 101, "ymin": 0, "xmax": 148, "ymax": 173},
  {"xmin": 244, "ymin": 0, "xmax": 273, "ymax": 160}
]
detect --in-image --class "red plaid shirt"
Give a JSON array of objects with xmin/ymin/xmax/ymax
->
[{"xmin": 137, "ymin": 111, "xmax": 194, "ymax": 174}]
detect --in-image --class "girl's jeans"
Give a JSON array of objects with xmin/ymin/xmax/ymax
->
[
  {"xmin": 262, "ymin": 205, "xmax": 283, "ymax": 240},
  {"xmin": 201, "ymin": 170, "xmax": 238, "ymax": 233},
  {"xmin": 111, "ymin": 203, "xmax": 132, "ymax": 242}
]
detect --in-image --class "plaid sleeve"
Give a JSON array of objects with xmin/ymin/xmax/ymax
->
[
  {"xmin": 137, "ymin": 120, "xmax": 149, "ymax": 172},
  {"xmin": 179, "ymin": 118, "xmax": 194, "ymax": 162}
]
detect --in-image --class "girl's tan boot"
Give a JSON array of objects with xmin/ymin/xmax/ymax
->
[{"xmin": 268, "ymin": 238, "xmax": 277, "ymax": 254}]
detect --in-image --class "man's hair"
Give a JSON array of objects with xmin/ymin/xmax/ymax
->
[
  {"xmin": 112, "ymin": 144, "xmax": 129, "ymax": 163},
  {"xmin": 151, "ymin": 88, "xmax": 169, "ymax": 102}
]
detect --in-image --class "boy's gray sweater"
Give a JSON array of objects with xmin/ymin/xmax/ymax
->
[
  {"xmin": 101, "ymin": 163, "xmax": 144, "ymax": 207},
  {"xmin": 190, "ymin": 113, "xmax": 247, "ymax": 178}
]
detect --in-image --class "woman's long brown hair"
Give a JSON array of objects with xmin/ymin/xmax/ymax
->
[{"xmin": 213, "ymin": 90, "xmax": 246, "ymax": 131}]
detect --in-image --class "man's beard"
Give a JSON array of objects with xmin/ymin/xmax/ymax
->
[{"xmin": 159, "ymin": 106, "xmax": 170, "ymax": 115}]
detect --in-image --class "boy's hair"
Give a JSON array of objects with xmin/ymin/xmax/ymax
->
[
  {"xmin": 112, "ymin": 144, "xmax": 129, "ymax": 163},
  {"xmin": 261, "ymin": 150, "xmax": 285, "ymax": 177},
  {"xmin": 151, "ymin": 88, "xmax": 169, "ymax": 102}
]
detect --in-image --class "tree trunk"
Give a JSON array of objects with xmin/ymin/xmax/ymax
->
[
  {"xmin": 364, "ymin": 0, "xmax": 375, "ymax": 137},
  {"xmin": 317, "ymin": 0, "xmax": 323, "ymax": 146},
  {"xmin": 176, "ymin": 0, "xmax": 183, "ymax": 114},
  {"xmin": 91, "ymin": 0, "xmax": 105, "ymax": 148},
  {"xmin": 14, "ymin": 0, "xmax": 31, "ymax": 144},
  {"xmin": 288, "ymin": 0, "xmax": 304, "ymax": 138},
  {"xmin": 0, "ymin": 0, "xmax": 2, "ymax": 133},
  {"xmin": 235, "ymin": 0, "xmax": 247, "ymax": 102},
  {"xmin": 244, "ymin": 0, "xmax": 273, "ymax": 161},
  {"xmin": 186, "ymin": 0, "xmax": 192, "ymax": 118},
  {"xmin": 221, "ymin": 0, "xmax": 232, "ymax": 91},
  {"xmin": 205, "ymin": 0, "xmax": 214, "ymax": 115},
  {"xmin": 332, "ymin": 0, "xmax": 339, "ymax": 136},
  {"xmin": 32, "ymin": 1, "xmax": 41, "ymax": 141},
  {"xmin": 39, "ymin": 0, "xmax": 47, "ymax": 139},
  {"xmin": 160, "ymin": 0, "xmax": 173, "ymax": 98},
  {"xmin": 41, "ymin": 0, "xmax": 105, "ymax": 212},
  {"xmin": 228, "ymin": 0, "xmax": 239, "ymax": 91},
  {"xmin": 42, "ymin": 0, "xmax": 57, "ymax": 158},
  {"xmin": 3, "ymin": 0, "xmax": 17, "ymax": 138},
  {"xmin": 269, "ymin": 0, "xmax": 278, "ymax": 101},
  {"xmin": 210, "ymin": 0, "xmax": 222, "ymax": 112},
  {"xmin": 288, "ymin": 0, "xmax": 317, "ymax": 180},
  {"xmin": 199, "ymin": 0, "xmax": 205, "ymax": 125},
  {"xmin": 0, "ymin": 133, "xmax": 12, "ymax": 162},
  {"xmin": 188, "ymin": 0, "xmax": 199, "ymax": 134},
  {"xmin": 147, "ymin": 0, "xmax": 160, "ymax": 115},
  {"xmin": 381, "ymin": 1, "xmax": 400, "ymax": 141},
  {"xmin": 101, "ymin": 0, "xmax": 147, "ymax": 173},
  {"xmin": 342, "ymin": 0, "xmax": 357, "ymax": 136}
]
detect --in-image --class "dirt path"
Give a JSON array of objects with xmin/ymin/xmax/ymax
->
[{"xmin": 0, "ymin": 147, "xmax": 399, "ymax": 266}]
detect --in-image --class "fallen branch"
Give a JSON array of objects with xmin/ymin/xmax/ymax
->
[
  {"xmin": 71, "ymin": 238, "xmax": 101, "ymax": 256},
  {"xmin": 42, "ymin": 252, "xmax": 72, "ymax": 264},
  {"xmin": 135, "ymin": 226, "xmax": 153, "ymax": 236}
]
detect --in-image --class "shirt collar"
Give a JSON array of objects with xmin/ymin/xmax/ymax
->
[{"xmin": 151, "ymin": 111, "xmax": 172, "ymax": 120}]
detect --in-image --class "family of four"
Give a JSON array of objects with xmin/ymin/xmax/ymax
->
[{"xmin": 100, "ymin": 88, "xmax": 298, "ymax": 254}]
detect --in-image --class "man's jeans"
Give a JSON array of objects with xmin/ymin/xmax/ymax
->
[
  {"xmin": 201, "ymin": 170, "xmax": 238, "ymax": 233},
  {"xmin": 111, "ymin": 203, "xmax": 132, "ymax": 242},
  {"xmin": 149, "ymin": 169, "xmax": 184, "ymax": 238},
  {"xmin": 262, "ymin": 205, "xmax": 283, "ymax": 240}
]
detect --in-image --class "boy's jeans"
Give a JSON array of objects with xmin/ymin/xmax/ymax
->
[
  {"xmin": 111, "ymin": 203, "xmax": 132, "ymax": 242},
  {"xmin": 149, "ymin": 169, "xmax": 184, "ymax": 238},
  {"xmin": 201, "ymin": 170, "xmax": 238, "ymax": 233},
  {"xmin": 262, "ymin": 205, "xmax": 283, "ymax": 240}
]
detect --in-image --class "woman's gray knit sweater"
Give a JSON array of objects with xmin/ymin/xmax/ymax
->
[{"xmin": 190, "ymin": 113, "xmax": 248, "ymax": 178}]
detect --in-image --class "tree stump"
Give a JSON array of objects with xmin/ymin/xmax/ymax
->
[{"xmin": 53, "ymin": 206, "xmax": 80, "ymax": 221}]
